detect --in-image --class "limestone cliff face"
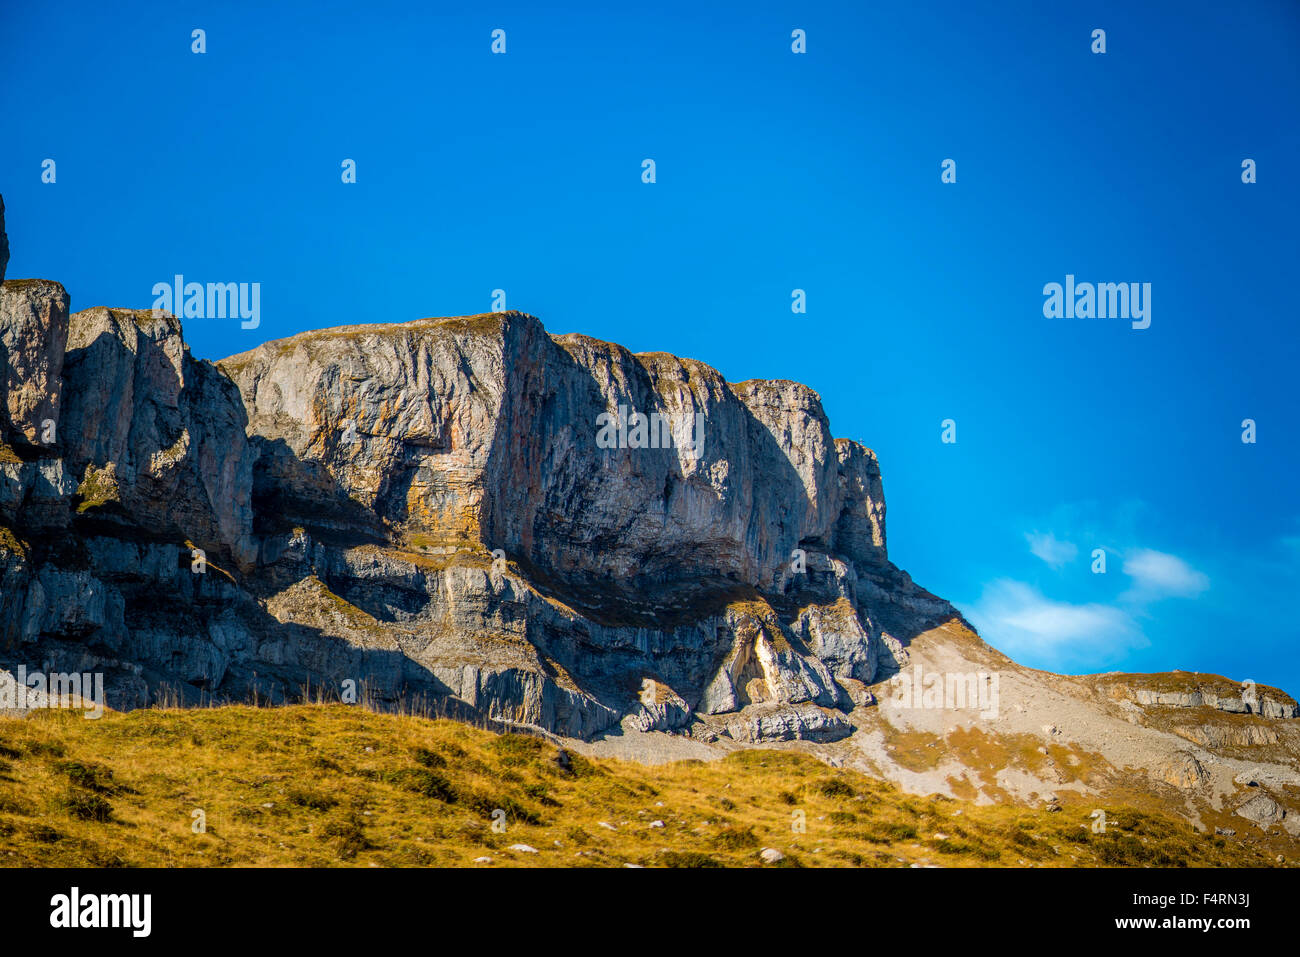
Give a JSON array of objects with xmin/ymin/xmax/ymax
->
[
  {"xmin": 0, "ymin": 261, "xmax": 951, "ymax": 739},
  {"xmin": 62, "ymin": 307, "xmax": 256, "ymax": 569},
  {"xmin": 214, "ymin": 310, "xmax": 930, "ymax": 739},
  {"xmin": 219, "ymin": 315, "xmax": 888, "ymax": 588},
  {"xmin": 1, "ymin": 279, "xmax": 67, "ymax": 449},
  {"xmin": 6, "ymin": 200, "xmax": 1300, "ymax": 843}
]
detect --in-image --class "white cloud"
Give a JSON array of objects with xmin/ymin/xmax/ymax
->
[
  {"xmin": 1121, "ymin": 549, "xmax": 1209, "ymax": 600},
  {"xmin": 964, "ymin": 580, "xmax": 1146, "ymax": 670},
  {"xmin": 1026, "ymin": 531, "xmax": 1078, "ymax": 568}
]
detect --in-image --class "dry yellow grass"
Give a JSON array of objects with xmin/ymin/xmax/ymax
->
[{"xmin": 0, "ymin": 704, "xmax": 1282, "ymax": 868}]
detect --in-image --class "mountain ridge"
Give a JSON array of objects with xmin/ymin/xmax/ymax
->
[{"xmin": 2, "ymin": 197, "xmax": 1298, "ymax": 854}]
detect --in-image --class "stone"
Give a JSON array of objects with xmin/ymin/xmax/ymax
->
[
  {"xmin": 1236, "ymin": 793, "xmax": 1286, "ymax": 827},
  {"xmin": 1, "ymin": 278, "xmax": 69, "ymax": 446},
  {"xmin": 1161, "ymin": 753, "xmax": 1208, "ymax": 790},
  {"xmin": 0, "ymin": 193, "xmax": 8, "ymax": 284},
  {"xmin": 1114, "ymin": 682, "xmax": 1298, "ymax": 719},
  {"xmin": 624, "ymin": 679, "xmax": 692, "ymax": 733},
  {"xmin": 759, "ymin": 848, "xmax": 785, "ymax": 863}
]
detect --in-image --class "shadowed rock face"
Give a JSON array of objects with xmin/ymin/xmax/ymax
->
[
  {"xmin": 0, "ymin": 270, "xmax": 952, "ymax": 738},
  {"xmin": 0, "ymin": 194, "xmax": 9, "ymax": 283},
  {"xmin": 60, "ymin": 308, "xmax": 256, "ymax": 570}
]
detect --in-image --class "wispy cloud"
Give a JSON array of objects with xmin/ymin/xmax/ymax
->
[
  {"xmin": 964, "ymin": 580, "xmax": 1146, "ymax": 670},
  {"xmin": 1120, "ymin": 548, "xmax": 1209, "ymax": 601},
  {"xmin": 1025, "ymin": 531, "xmax": 1078, "ymax": 568}
]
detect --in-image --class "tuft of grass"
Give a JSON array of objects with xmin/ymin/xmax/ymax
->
[
  {"xmin": 286, "ymin": 786, "xmax": 338, "ymax": 812},
  {"xmin": 816, "ymin": 778, "xmax": 856, "ymax": 799},
  {"xmin": 660, "ymin": 851, "xmax": 723, "ymax": 868},
  {"xmin": 59, "ymin": 789, "xmax": 113, "ymax": 822},
  {"xmin": 395, "ymin": 767, "xmax": 457, "ymax": 803},
  {"xmin": 712, "ymin": 826, "xmax": 760, "ymax": 850},
  {"xmin": 411, "ymin": 746, "xmax": 446, "ymax": 769},
  {"xmin": 318, "ymin": 812, "xmax": 370, "ymax": 860},
  {"xmin": 57, "ymin": 760, "xmax": 117, "ymax": 794}
]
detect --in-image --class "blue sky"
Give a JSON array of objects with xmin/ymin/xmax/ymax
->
[{"xmin": 3, "ymin": 1, "xmax": 1298, "ymax": 691}]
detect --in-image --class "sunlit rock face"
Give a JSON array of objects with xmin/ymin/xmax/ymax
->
[
  {"xmin": 208, "ymin": 309, "xmax": 920, "ymax": 739},
  {"xmin": 0, "ymin": 200, "xmax": 944, "ymax": 739}
]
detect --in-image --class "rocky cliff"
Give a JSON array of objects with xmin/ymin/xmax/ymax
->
[
  {"xmin": 4, "ymin": 199, "xmax": 1299, "ymax": 851},
  {"xmin": 0, "ymin": 201, "xmax": 951, "ymax": 742}
]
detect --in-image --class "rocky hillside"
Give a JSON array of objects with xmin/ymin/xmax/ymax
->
[{"xmin": 2, "ymin": 196, "xmax": 1298, "ymax": 853}]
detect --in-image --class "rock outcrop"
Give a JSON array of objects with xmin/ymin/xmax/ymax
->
[
  {"xmin": 0, "ymin": 263, "xmax": 945, "ymax": 737},
  {"xmin": 60, "ymin": 307, "xmax": 256, "ymax": 569},
  {"xmin": 1094, "ymin": 674, "xmax": 1299, "ymax": 719},
  {"xmin": 4, "ymin": 209, "xmax": 1299, "ymax": 846},
  {"xmin": 1, "ymin": 279, "xmax": 68, "ymax": 449}
]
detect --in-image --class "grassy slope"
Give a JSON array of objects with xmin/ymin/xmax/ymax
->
[{"xmin": 0, "ymin": 704, "xmax": 1281, "ymax": 868}]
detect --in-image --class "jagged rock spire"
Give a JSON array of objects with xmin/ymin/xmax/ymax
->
[{"xmin": 0, "ymin": 193, "xmax": 9, "ymax": 284}]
